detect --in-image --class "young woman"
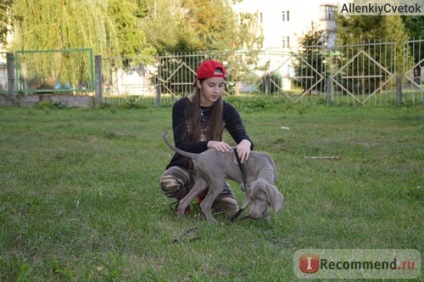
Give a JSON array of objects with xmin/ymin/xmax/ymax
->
[{"xmin": 160, "ymin": 59, "xmax": 253, "ymax": 217}]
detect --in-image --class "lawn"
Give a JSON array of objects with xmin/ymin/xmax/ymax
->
[{"xmin": 0, "ymin": 100, "xmax": 422, "ymax": 281}]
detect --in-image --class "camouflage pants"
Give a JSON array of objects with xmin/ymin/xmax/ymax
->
[
  {"xmin": 160, "ymin": 166, "xmax": 195, "ymax": 200},
  {"xmin": 159, "ymin": 166, "xmax": 238, "ymax": 216}
]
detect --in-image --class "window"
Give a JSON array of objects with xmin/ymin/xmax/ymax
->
[
  {"xmin": 320, "ymin": 5, "xmax": 335, "ymax": 20},
  {"xmin": 282, "ymin": 36, "xmax": 290, "ymax": 48},
  {"xmin": 282, "ymin": 10, "xmax": 290, "ymax": 22},
  {"xmin": 257, "ymin": 12, "xmax": 263, "ymax": 23}
]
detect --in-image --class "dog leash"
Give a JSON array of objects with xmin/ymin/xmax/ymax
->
[{"xmin": 230, "ymin": 148, "xmax": 247, "ymax": 222}]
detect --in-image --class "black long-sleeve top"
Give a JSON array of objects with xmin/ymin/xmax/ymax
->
[{"xmin": 166, "ymin": 96, "xmax": 253, "ymax": 170}]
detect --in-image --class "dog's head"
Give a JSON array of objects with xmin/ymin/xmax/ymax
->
[{"xmin": 241, "ymin": 179, "xmax": 284, "ymax": 221}]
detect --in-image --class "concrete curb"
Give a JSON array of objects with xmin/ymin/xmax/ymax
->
[{"xmin": 0, "ymin": 94, "xmax": 94, "ymax": 108}]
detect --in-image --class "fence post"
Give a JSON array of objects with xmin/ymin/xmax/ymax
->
[
  {"xmin": 396, "ymin": 76, "xmax": 402, "ymax": 106},
  {"xmin": 156, "ymin": 83, "xmax": 161, "ymax": 107},
  {"xmin": 95, "ymin": 55, "xmax": 103, "ymax": 106},
  {"xmin": 326, "ymin": 75, "xmax": 333, "ymax": 105},
  {"xmin": 6, "ymin": 52, "xmax": 16, "ymax": 102}
]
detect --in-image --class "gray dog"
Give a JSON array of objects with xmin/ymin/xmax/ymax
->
[{"xmin": 163, "ymin": 132, "xmax": 284, "ymax": 223}]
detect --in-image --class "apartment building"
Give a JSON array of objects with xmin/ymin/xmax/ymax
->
[
  {"xmin": 231, "ymin": 0, "xmax": 341, "ymax": 91},
  {"xmin": 232, "ymin": 0, "xmax": 340, "ymax": 50}
]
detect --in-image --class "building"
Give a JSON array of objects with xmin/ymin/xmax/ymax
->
[
  {"xmin": 231, "ymin": 0, "xmax": 341, "ymax": 91},
  {"xmin": 232, "ymin": 0, "xmax": 341, "ymax": 50}
]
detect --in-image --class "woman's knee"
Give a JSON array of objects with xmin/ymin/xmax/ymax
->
[
  {"xmin": 160, "ymin": 166, "xmax": 194, "ymax": 199},
  {"xmin": 160, "ymin": 175, "xmax": 179, "ymax": 196}
]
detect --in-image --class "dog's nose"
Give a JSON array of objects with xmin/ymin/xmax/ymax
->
[{"xmin": 247, "ymin": 211, "xmax": 261, "ymax": 219}]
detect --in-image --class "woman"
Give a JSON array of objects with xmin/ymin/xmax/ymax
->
[{"xmin": 160, "ymin": 59, "xmax": 253, "ymax": 217}]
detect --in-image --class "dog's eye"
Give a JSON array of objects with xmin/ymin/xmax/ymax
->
[{"xmin": 250, "ymin": 192, "xmax": 264, "ymax": 200}]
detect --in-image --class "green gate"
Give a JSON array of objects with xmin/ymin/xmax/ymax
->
[{"xmin": 14, "ymin": 48, "xmax": 94, "ymax": 94}]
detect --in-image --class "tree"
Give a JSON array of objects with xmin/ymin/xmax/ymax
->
[
  {"xmin": 336, "ymin": 14, "xmax": 411, "ymax": 73},
  {"xmin": 139, "ymin": 0, "xmax": 263, "ymax": 96},
  {"xmin": 402, "ymin": 16, "xmax": 424, "ymax": 85},
  {"xmin": 0, "ymin": 0, "xmax": 13, "ymax": 46},
  {"xmin": 181, "ymin": 0, "xmax": 244, "ymax": 51},
  {"xmin": 335, "ymin": 13, "xmax": 412, "ymax": 96},
  {"xmin": 108, "ymin": 0, "xmax": 155, "ymax": 58},
  {"xmin": 140, "ymin": 0, "xmax": 262, "ymax": 54},
  {"xmin": 8, "ymin": 0, "xmax": 117, "ymax": 87},
  {"xmin": 336, "ymin": 15, "xmax": 383, "ymax": 43},
  {"xmin": 8, "ymin": 0, "xmax": 155, "ymax": 88},
  {"xmin": 236, "ymin": 10, "xmax": 263, "ymax": 51},
  {"xmin": 380, "ymin": 15, "xmax": 412, "ymax": 75},
  {"xmin": 140, "ymin": 0, "xmax": 200, "ymax": 54},
  {"xmin": 402, "ymin": 15, "xmax": 424, "ymax": 38},
  {"xmin": 293, "ymin": 22, "xmax": 327, "ymax": 93},
  {"xmin": 11, "ymin": 0, "xmax": 118, "ymax": 54},
  {"xmin": 181, "ymin": 0, "xmax": 264, "ymax": 95}
]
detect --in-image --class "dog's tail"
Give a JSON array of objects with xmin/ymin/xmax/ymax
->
[{"xmin": 162, "ymin": 131, "xmax": 199, "ymax": 160}]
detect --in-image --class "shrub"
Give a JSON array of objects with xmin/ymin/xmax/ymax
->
[{"xmin": 258, "ymin": 73, "xmax": 282, "ymax": 94}]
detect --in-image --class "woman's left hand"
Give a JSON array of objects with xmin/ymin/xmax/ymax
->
[{"xmin": 235, "ymin": 139, "xmax": 251, "ymax": 163}]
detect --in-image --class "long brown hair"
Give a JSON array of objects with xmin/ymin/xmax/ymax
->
[{"xmin": 188, "ymin": 84, "xmax": 223, "ymax": 142}]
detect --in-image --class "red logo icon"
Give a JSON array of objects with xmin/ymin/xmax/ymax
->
[{"xmin": 300, "ymin": 254, "xmax": 320, "ymax": 273}]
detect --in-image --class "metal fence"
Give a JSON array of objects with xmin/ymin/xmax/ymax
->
[
  {"xmin": 101, "ymin": 39, "xmax": 423, "ymax": 106},
  {"xmin": 0, "ymin": 48, "xmax": 95, "ymax": 95},
  {"xmin": 1, "ymin": 40, "xmax": 423, "ymax": 107},
  {"xmin": 0, "ymin": 52, "xmax": 7, "ymax": 93}
]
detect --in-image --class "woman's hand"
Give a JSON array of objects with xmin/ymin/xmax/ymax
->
[
  {"xmin": 207, "ymin": 141, "xmax": 231, "ymax": 152},
  {"xmin": 236, "ymin": 139, "xmax": 251, "ymax": 163}
]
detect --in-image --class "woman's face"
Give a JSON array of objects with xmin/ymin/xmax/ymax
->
[{"xmin": 197, "ymin": 77, "xmax": 225, "ymax": 107}]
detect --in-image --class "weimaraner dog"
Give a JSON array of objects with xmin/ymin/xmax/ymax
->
[{"xmin": 163, "ymin": 132, "xmax": 284, "ymax": 223}]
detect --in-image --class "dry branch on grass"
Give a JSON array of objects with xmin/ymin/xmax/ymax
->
[{"xmin": 303, "ymin": 156, "xmax": 341, "ymax": 160}]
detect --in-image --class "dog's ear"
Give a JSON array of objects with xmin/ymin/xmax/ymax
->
[{"xmin": 265, "ymin": 184, "xmax": 284, "ymax": 212}]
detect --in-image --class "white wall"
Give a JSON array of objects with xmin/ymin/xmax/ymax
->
[{"xmin": 232, "ymin": 0, "xmax": 341, "ymax": 50}]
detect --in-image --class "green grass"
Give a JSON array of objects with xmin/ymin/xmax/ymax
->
[{"xmin": 0, "ymin": 101, "xmax": 423, "ymax": 281}]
